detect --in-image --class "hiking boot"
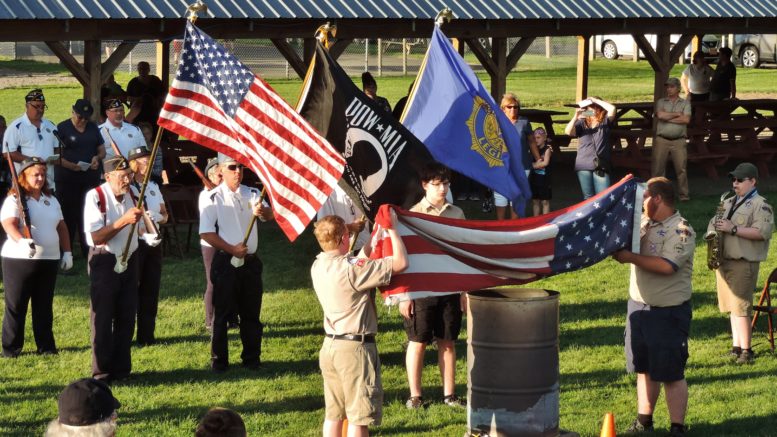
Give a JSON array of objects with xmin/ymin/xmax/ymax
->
[
  {"xmin": 443, "ymin": 394, "xmax": 466, "ymax": 408},
  {"xmin": 405, "ymin": 396, "xmax": 426, "ymax": 410},
  {"xmin": 669, "ymin": 424, "xmax": 688, "ymax": 436},
  {"xmin": 736, "ymin": 349, "xmax": 755, "ymax": 364},
  {"xmin": 625, "ymin": 419, "xmax": 654, "ymax": 433}
]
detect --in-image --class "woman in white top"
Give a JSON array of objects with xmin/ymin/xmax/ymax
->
[
  {"xmin": 1, "ymin": 157, "xmax": 72, "ymax": 357},
  {"xmin": 681, "ymin": 51, "xmax": 713, "ymax": 103},
  {"xmin": 128, "ymin": 146, "xmax": 167, "ymax": 346}
]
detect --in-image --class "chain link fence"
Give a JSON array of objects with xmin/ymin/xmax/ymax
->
[{"xmin": 1, "ymin": 37, "xmax": 583, "ymax": 79}]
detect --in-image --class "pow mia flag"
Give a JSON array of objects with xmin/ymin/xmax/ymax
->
[{"xmin": 297, "ymin": 41, "xmax": 433, "ymax": 220}]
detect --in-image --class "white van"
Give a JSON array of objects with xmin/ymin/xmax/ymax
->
[{"xmin": 595, "ymin": 34, "xmax": 719, "ymax": 61}]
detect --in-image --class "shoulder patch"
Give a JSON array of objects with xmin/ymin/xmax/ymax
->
[{"xmin": 348, "ymin": 257, "xmax": 367, "ymax": 267}]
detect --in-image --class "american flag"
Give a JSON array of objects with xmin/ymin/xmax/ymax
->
[
  {"xmin": 370, "ymin": 175, "xmax": 643, "ymax": 301},
  {"xmin": 158, "ymin": 22, "xmax": 345, "ymax": 241}
]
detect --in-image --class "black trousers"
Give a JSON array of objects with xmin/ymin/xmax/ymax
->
[
  {"xmin": 210, "ymin": 251, "xmax": 263, "ymax": 369},
  {"xmin": 1, "ymin": 258, "xmax": 59, "ymax": 357},
  {"xmin": 89, "ymin": 251, "xmax": 139, "ymax": 379},
  {"xmin": 136, "ymin": 240, "xmax": 162, "ymax": 344},
  {"xmin": 56, "ymin": 174, "xmax": 99, "ymax": 257}
]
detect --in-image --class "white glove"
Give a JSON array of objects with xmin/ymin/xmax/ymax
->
[
  {"xmin": 142, "ymin": 233, "xmax": 162, "ymax": 247},
  {"xmin": 146, "ymin": 210, "xmax": 164, "ymax": 223},
  {"xmin": 230, "ymin": 256, "xmax": 245, "ymax": 268},
  {"xmin": 18, "ymin": 238, "xmax": 36, "ymax": 257},
  {"xmin": 60, "ymin": 251, "xmax": 73, "ymax": 271}
]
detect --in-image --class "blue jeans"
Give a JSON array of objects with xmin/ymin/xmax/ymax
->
[{"xmin": 577, "ymin": 170, "xmax": 611, "ymax": 199}]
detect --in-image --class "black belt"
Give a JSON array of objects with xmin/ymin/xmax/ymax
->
[
  {"xmin": 657, "ymin": 134, "xmax": 686, "ymax": 140},
  {"xmin": 326, "ymin": 333, "xmax": 375, "ymax": 343}
]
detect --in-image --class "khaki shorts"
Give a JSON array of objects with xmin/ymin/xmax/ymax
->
[
  {"xmin": 319, "ymin": 336, "xmax": 382, "ymax": 426},
  {"xmin": 716, "ymin": 260, "xmax": 759, "ymax": 316}
]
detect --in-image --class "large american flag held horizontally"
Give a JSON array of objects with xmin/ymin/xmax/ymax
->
[
  {"xmin": 370, "ymin": 175, "xmax": 643, "ymax": 301},
  {"xmin": 158, "ymin": 22, "xmax": 345, "ymax": 241}
]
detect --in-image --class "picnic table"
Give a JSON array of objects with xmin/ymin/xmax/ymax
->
[
  {"xmin": 602, "ymin": 99, "xmax": 777, "ymax": 178},
  {"xmin": 689, "ymin": 99, "xmax": 777, "ymax": 177},
  {"xmin": 521, "ymin": 108, "xmax": 572, "ymax": 152}
]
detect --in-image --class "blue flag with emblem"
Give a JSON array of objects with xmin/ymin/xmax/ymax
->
[{"xmin": 401, "ymin": 26, "xmax": 530, "ymax": 214}]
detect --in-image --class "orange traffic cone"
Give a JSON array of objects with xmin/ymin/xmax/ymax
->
[{"xmin": 600, "ymin": 412, "xmax": 616, "ymax": 437}]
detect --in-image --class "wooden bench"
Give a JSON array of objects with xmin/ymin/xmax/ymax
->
[{"xmin": 610, "ymin": 128, "xmax": 652, "ymax": 178}]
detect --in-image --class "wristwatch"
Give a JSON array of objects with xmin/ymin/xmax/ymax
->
[{"xmin": 731, "ymin": 226, "xmax": 738, "ymax": 235}]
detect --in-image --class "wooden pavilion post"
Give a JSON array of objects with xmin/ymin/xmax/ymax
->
[
  {"xmin": 575, "ymin": 35, "xmax": 590, "ymax": 102},
  {"xmin": 84, "ymin": 40, "xmax": 102, "ymax": 119},
  {"xmin": 156, "ymin": 40, "xmax": 170, "ymax": 89}
]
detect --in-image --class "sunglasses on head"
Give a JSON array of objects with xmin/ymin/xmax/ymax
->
[
  {"xmin": 731, "ymin": 177, "xmax": 750, "ymax": 183},
  {"xmin": 226, "ymin": 164, "xmax": 242, "ymax": 171}
]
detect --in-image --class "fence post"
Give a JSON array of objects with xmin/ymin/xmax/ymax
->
[
  {"xmin": 364, "ymin": 39, "xmax": 369, "ymax": 72},
  {"xmin": 377, "ymin": 38, "xmax": 382, "ymax": 77},
  {"xmin": 545, "ymin": 37, "xmax": 551, "ymax": 58},
  {"xmin": 402, "ymin": 38, "xmax": 408, "ymax": 76}
]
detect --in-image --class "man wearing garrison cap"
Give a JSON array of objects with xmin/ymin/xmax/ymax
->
[
  {"xmin": 83, "ymin": 155, "xmax": 148, "ymax": 382},
  {"xmin": 2, "ymin": 89, "xmax": 60, "ymax": 191},
  {"xmin": 99, "ymin": 98, "xmax": 145, "ymax": 159}
]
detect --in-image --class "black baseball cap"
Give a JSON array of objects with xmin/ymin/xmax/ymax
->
[
  {"xmin": 57, "ymin": 378, "xmax": 120, "ymax": 426},
  {"xmin": 73, "ymin": 99, "xmax": 94, "ymax": 118},
  {"xmin": 728, "ymin": 162, "xmax": 758, "ymax": 180}
]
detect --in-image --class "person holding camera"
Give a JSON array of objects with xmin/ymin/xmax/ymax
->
[
  {"xmin": 651, "ymin": 78, "xmax": 692, "ymax": 202},
  {"xmin": 565, "ymin": 96, "xmax": 616, "ymax": 199}
]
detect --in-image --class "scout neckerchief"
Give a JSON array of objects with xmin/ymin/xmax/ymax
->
[{"xmin": 726, "ymin": 188, "xmax": 758, "ymax": 220}]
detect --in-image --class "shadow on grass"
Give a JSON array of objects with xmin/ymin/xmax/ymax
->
[{"xmin": 687, "ymin": 414, "xmax": 777, "ymax": 436}]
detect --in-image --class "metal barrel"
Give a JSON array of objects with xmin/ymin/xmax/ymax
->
[{"xmin": 467, "ymin": 288, "xmax": 560, "ymax": 437}]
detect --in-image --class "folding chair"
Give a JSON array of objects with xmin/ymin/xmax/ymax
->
[
  {"xmin": 751, "ymin": 267, "xmax": 777, "ymax": 352},
  {"xmin": 160, "ymin": 184, "xmax": 200, "ymax": 257}
]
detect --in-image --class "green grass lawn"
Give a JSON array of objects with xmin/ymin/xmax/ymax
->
[{"xmin": 1, "ymin": 56, "xmax": 777, "ymax": 436}]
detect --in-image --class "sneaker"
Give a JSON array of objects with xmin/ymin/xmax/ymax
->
[
  {"xmin": 625, "ymin": 419, "xmax": 654, "ymax": 433},
  {"xmin": 736, "ymin": 349, "xmax": 755, "ymax": 364},
  {"xmin": 443, "ymin": 394, "xmax": 466, "ymax": 408},
  {"xmin": 669, "ymin": 424, "xmax": 688, "ymax": 436},
  {"xmin": 405, "ymin": 396, "xmax": 425, "ymax": 410}
]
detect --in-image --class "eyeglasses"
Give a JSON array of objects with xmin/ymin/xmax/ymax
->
[
  {"xmin": 226, "ymin": 164, "xmax": 242, "ymax": 172},
  {"xmin": 731, "ymin": 177, "xmax": 750, "ymax": 183},
  {"xmin": 29, "ymin": 103, "xmax": 47, "ymax": 111},
  {"xmin": 503, "ymin": 105, "xmax": 520, "ymax": 109}
]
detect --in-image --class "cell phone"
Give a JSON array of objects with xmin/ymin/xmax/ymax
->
[{"xmin": 582, "ymin": 110, "xmax": 595, "ymax": 117}]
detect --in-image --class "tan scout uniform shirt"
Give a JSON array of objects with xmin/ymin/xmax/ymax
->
[
  {"xmin": 311, "ymin": 253, "xmax": 392, "ymax": 336},
  {"xmin": 655, "ymin": 97, "xmax": 691, "ymax": 140},
  {"xmin": 706, "ymin": 191, "xmax": 773, "ymax": 262},
  {"xmin": 630, "ymin": 211, "xmax": 695, "ymax": 307},
  {"xmin": 410, "ymin": 197, "xmax": 465, "ymax": 219}
]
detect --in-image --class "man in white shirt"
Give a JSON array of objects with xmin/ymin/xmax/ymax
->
[
  {"xmin": 83, "ymin": 156, "xmax": 144, "ymax": 382},
  {"xmin": 2, "ymin": 89, "xmax": 59, "ymax": 190},
  {"xmin": 199, "ymin": 154, "xmax": 274, "ymax": 372},
  {"xmin": 99, "ymin": 99, "xmax": 146, "ymax": 159}
]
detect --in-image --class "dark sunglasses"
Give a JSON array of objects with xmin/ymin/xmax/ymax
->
[
  {"xmin": 503, "ymin": 105, "xmax": 520, "ymax": 109},
  {"xmin": 731, "ymin": 177, "xmax": 750, "ymax": 183},
  {"xmin": 226, "ymin": 164, "xmax": 242, "ymax": 171},
  {"xmin": 29, "ymin": 103, "xmax": 47, "ymax": 111},
  {"xmin": 36, "ymin": 127, "xmax": 42, "ymax": 141}
]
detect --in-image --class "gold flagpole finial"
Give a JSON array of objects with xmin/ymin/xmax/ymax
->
[
  {"xmin": 435, "ymin": 7, "xmax": 453, "ymax": 27},
  {"xmin": 315, "ymin": 22, "xmax": 337, "ymax": 49},
  {"xmin": 187, "ymin": 0, "xmax": 208, "ymax": 23}
]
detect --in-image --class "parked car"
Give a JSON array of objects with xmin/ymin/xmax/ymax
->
[
  {"xmin": 733, "ymin": 34, "xmax": 777, "ymax": 68},
  {"xmin": 595, "ymin": 34, "xmax": 719, "ymax": 61}
]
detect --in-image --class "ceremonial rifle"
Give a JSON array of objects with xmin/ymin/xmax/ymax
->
[
  {"xmin": 181, "ymin": 156, "xmax": 215, "ymax": 190},
  {"xmin": 4, "ymin": 152, "xmax": 35, "ymax": 257}
]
